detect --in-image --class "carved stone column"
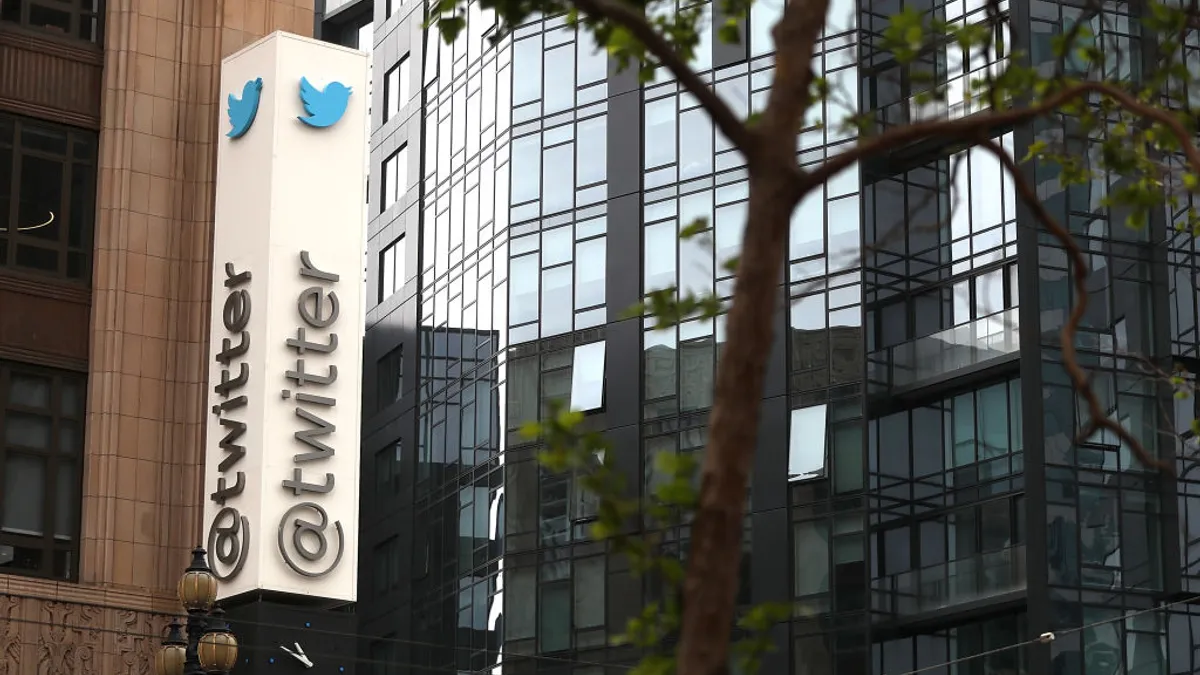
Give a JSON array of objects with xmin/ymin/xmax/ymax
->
[{"xmin": 82, "ymin": 0, "xmax": 314, "ymax": 593}]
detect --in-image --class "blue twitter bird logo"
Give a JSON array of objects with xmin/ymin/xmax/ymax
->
[
  {"xmin": 227, "ymin": 77, "xmax": 263, "ymax": 139},
  {"xmin": 297, "ymin": 77, "xmax": 352, "ymax": 129}
]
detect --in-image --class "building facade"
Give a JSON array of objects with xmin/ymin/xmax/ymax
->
[
  {"xmin": 349, "ymin": 0, "xmax": 1200, "ymax": 674},
  {"xmin": 0, "ymin": 2, "xmax": 314, "ymax": 672}
]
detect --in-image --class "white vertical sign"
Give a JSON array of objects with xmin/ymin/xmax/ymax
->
[{"xmin": 205, "ymin": 31, "xmax": 368, "ymax": 602}]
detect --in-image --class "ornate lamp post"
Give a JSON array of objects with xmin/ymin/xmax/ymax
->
[{"xmin": 156, "ymin": 547, "xmax": 240, "ymax": 675}]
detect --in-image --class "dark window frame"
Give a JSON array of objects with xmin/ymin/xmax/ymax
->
[
  {"xmin": 373, "ymin": 440, "xmax": 402, "ymax": 502},
  {"xmin": 0, "ymin": 0, "xmax": 106, "ymax": 45},
  {"xmin": 376, "ymin": 343, "xmax": 403, "ymax": 410},
  {"xmin": 0, "ymin": 360, "xmax": 86, "ymax": 581},
  {"xmin": 378, "ymin": 235, "xmax": 404, "ymax": 302},
  {"xmin": 383, "ymin": 54, "xmax": 410, "ymax": 122},
  {"xmin": 381, "ymin": 144, "xmax": 408, "ymax": 212},
  {"xmin": 0, "ymin": 113, "xmax": 97, "ymax": 283}
]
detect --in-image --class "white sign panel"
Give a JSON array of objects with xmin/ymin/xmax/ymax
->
[{"xmin": 204, "ymin": 31, "xmax": 368, "ymax": 602}]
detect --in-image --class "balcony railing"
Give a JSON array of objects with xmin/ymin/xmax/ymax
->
[
  {"xmin": 871, "ymin": 544, "xmax": 1027, "ymax": 618},
  {"xmin": 867, "ymin": 307, "xmax": 1020, "ymax": 392}
]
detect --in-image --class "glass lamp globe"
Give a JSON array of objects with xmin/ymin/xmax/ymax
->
[
  {"xmin": 197, "ymin": 608, "xmax": 239, "ymax": 673},
  {"xmin": 178, "ymin": 547, "xmax": 218, "ymax": 612},
  {"xmin": 155, "ymin": 622, "xmax": 187, "ymax": 675}
]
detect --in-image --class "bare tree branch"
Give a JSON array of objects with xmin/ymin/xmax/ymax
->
[
  {"xmin": 975, "ymin": 136, "xmax": 1170, "ymax": 472},
  {"xmin": 804, "ymin": 79, "xmax": 1200, "ymax": 195},
  {"xmin": 573, "ymin": 0, "xmax": 758, "ymax": 155}
]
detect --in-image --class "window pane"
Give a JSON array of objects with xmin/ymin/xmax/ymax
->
[
  {"xmin": 574, "ymin": 238, "xmax": 605, "ymax": 309},
  {"xmin": 539, "ymin": 583, "xmax": 571, "ymax": 652},
  {"xmin": 398, "ymin": 55, "xmax": 411, "ymax": 108},
  {"xmin": 977, "ymin": 383, "xmax": 1009, "ymax": 459},
  {"xmin": 3, "ymin": 454, "xmax": 45, "ymax": 535},
  {"xmin": 541, "ymin": 265, "xmax": 573, "ymax": 336},
  {"xmin": 750, "ymin": 0, "xmax": 781, "ymax": 56},
  {"xmin": 68, "ymin": 163, "xmax": 94, "ymax": 249},
  {"xmin": 512, "ymin": 36, "xmax": 543, "ymax": 105},
  {"xmin": 644, "ymin": 222, "xmax": 677, "ymax": 292},
  {"xmin": 577, "ymin": 29, "xmax": 607, "ymax": 85},
  {"xmin": 55, "ymin": 461, "xmax": 77, "ymax": 539},
  {"xmin": 679, "ymin": 338, "xmax": 714, "ymax": 411},
  {"xmin": 576, "ymin": 116, "xmax": 606, "ymax": 187},
  {"xmin": 383, "ymin": 154, "xmax": 397, "ymax": 209},
  {"xmin": 644, "ymin": 331, "xmax": 677, "ymax": 401},
  {"xmin": 386, "ymin": 64, "xmax": 400, "ymax": 120},
  {"xmin": 644, "ymin": 98, "xmax": 676, "ymax": 168},
  {"xmin": 794, "ymin": 521, "xmax": 830, "ymax": 596},
  {"xmin": 977, "ymin": 268, "xmax": 1005, "ymax": 317},
  {"xmin": 679, "ymin": 192, "xmax": 714, "ymax": 297},
  {"xmin": 510, "ymin": 255, "xmax": 539, "ymax": 325},
  {"xmin": 715, "ymin": 201, "xmax": 746, "ymax": 269},
  {"xmin": 506, "ymin": 358, "xmax": 539, "ymax": 430},
  {"xmin": 28, "ymin": 5, "xmax": 72, "ymax": 35},
  {"xmin": 10, "ymin": 373, "xmax": 51, "ymax": 408},
  {"xmin": 59, "ymin": 420, "xmax": 82, "ymax": 455},
  {"xmin": 969, "ymin": 144, "xmax": 1003, "ymax": 231},
  {"xmin": 396, "ymin": 146, "xmax": 408, "ymax": 201},
  {"xmin": 790, "ymin": 404, "xmax": 828, "ymax": 481},
  {"xmin": 951, "ymin": 393, "xmax": 975, "ymax": 467},
  {"xmin": 511, "ymin": 134, "xmax": 542, "ymax": 204},
  {"xmin": 542, "ymin": 143, "xmax": 575, "ymax": 215},
  {"xmin": 679, "ymin": 109, "xmax": 713, "ymax": 180},
  {"xmin": 832, "ymin": 421, "xmax": 864, "ymax": 493},
  {"xmin": 543, "ymin": 44, "xmax": 575, "ymax": 114},
  {"xmin": 570, "ymin": 341, "xmax": 605, "ymax": 411},
  {"xmin": 5, "ymin": 412, "xmax": 51, "ymax": 449},
  {"xmin": 573, "ymin": 557, "xmax": 605, "ymax": 628},
  {"xmin": 542, "ymin": 227, "xmax": 572, "ymax": 267},
  {"xmin": 18, "ymin": 156, "xmax": 64, "ymax": 244},
  {"xmin": 381, "ymin": 243, "xmax": 396, "ymax": 301}
]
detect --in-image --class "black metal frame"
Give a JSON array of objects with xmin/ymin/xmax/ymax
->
[
  {"xmin": 0, "ymin": 359, "xmax": 86, "ymax": 581},
  {"xmin": 0, "ymin": 0, "xmax": 106, "ymax": 46},
  {"xmin": 0, "ymin": 112, "xmax": 98, "ymax": 284}
]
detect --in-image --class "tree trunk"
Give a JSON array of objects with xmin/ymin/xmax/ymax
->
[{"xmin": 677, "ymin": 145, "xmax": 800, "ymax": 675}]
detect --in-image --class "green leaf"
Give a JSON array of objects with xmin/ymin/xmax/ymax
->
[{"xmin": 679, "ymin": 217, "xmax": 711, "ymax": 239}]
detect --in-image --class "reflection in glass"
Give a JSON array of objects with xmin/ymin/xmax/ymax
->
[
  {"xmin": 680, "ymin": 338, "xmax": 714, "ymax": 411},
  {"xmin": 576, "ymin": 116, "xmax": 606, "ymax": 187},
  {"xmin": 542, "ymin": 143, "xmax": 575, "ymax": 214},
  {"xmin": 511, "ymin": 134, "xmax": 541, "ymax": 204},
  {"xmin": 715, "ymin": 202, "xmax": 746, "ymax": 270},
  {"xmin": 750, "ymin": 0, "xmax": 780, "ymax": 56},
  {"xmin": 2, "ymin": 454, "xmax": 45, "ymax": 534},
  {"xmin": 510, "ymin": 255, "xmax": 539, "ymax": 325},
  {"xmin": 790, "ymin": 404, "xmax": 827, "ymax": 481},
  {"xmin": 544, "ymin": 43, "xmax": 576, "ymax": 114},
  {"xmin": 644, "ymin": 98, "xmax": 676, "ymax": 168},
  {"xmin": 645, "ymin": 330, "xmax": 677, "ymax": 400},
  {"xmin": 644, "ymin": 222, "xmax": 676, "ymax": 292},
  {"xmin": 541, "ymin": 265, "xmax": 573, "ymax": 336},
  {"xmin": 577, "ymin": 29, "xmax": 607, "ymax": 85},
  {"xmin": 679, "ymin": 109, "xmax": 713, "ymax": 179},
  {"xmin": 570, "ymin": 341, "xmax": 606, "ymax": 411},
  {"xmin": 513, "ymin": 36, "xmax": 543, "ymax": 105},
  {"xmin": 794, "ymin": 521, "xmax": 831, "ymax": 596},
  {"xmin": 575, "ymin": 238, "xmax": 605, "ymax": 308}
]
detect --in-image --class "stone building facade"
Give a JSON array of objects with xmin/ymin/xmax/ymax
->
[{"xmin": 0, "ymin": 1, "xmax": 313, "ymax": 671}]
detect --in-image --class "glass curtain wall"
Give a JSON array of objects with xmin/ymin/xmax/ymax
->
[{"xmin": 1027, "ymin": 1, "xmax": 1171, "ymax": 671}]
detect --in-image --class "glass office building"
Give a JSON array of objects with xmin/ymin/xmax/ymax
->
[{"xmin": 318, "ymin": 0, "xmax": 1200, "ymax": 672}]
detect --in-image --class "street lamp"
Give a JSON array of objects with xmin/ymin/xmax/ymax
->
[{"xmin": 157, "ymin": 547, "xmax": 240, "ymax": 675}]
